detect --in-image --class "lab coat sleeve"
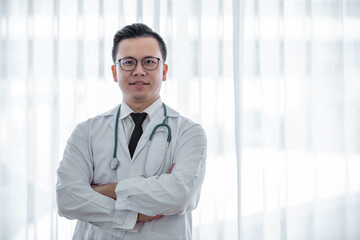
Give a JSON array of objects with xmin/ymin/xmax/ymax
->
[
  {"xmin": 56, "ymin": 122, "xmax": 137, "ymax": 230},
  {"xmin": 115, "ymin": 123, "xmax": 207, "ymax": 216}
]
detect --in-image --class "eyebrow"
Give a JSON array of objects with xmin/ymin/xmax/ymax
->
[
  {"xmin": 120, "ymin": 56, "xmax": 159, "ymax": 60},
  {"xmin": 120, "ymin": 56, "xmax": 136, "ymax": 59}
]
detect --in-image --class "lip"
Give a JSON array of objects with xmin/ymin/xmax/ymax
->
[{"xmin": 129, "ymin": 80, "xmax": 149, "ymax": 86}]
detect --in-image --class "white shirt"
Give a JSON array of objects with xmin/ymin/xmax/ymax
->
[{"xmin": 120, "ymin": 98, "xmax": 163, "ymax": 144}]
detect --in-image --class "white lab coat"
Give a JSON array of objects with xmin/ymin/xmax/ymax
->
[{"xmin": 56, "ymin": 103, "xmax": 207, "ymax": 240}]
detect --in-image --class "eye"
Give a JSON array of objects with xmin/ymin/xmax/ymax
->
[
  {"xmin": 121, "ymin": 58, "xmax": 135, "ymax": 65},
  {"xmin": 144, "ymin": 58, "xmax": 156, "ymax": 64}
]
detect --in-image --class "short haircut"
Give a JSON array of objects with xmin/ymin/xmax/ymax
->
[{"xmin": 112, "ymin": 23, "xmax": 167, "ymax": 63}]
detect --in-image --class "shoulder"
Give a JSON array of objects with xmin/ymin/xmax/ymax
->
[
  {"xmin": 75, "ymin": 105, "xmax": 119, "ymax": 131},
  {"xmin": 166, "ymin": 105, "xmax": 206, "ymax": 137}
]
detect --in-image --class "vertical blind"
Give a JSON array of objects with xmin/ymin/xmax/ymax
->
[{"xmin": 0, "ymin": 0, "xmax": 359, "ymax": 239}]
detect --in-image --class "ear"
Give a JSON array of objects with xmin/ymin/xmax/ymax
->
[
  {"xmin": 162, "ymin": 64, "xmax": 168, "ymax": 82},
  {"xmin": 111, "ymin": 65, "xmax": 118, "ymax": 82}
]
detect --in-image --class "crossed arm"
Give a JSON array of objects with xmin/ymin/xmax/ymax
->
[
  {"xmin": 57, "ymin": 121, "xmax": 206, "ymax": 230},
  {"xmin": 91, "ymin": 163, "xmax": 175, "ymax": 222}
]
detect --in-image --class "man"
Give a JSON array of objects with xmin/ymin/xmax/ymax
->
[{"xmin": 56, "ymin": 23, "xmax": 207, "ymax": 239}]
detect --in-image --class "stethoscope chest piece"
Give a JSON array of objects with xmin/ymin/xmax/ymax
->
[{"xmin": 110, "ymin": 158, "xmax": 119, "ymax": 170}]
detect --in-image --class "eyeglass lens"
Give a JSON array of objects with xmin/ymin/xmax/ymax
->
[{"xmin": 120, "ymin": 57, "xmax": 160, "ymax": 71}]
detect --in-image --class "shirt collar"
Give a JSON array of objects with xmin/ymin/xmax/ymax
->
[{"xmin": 120, "ymin": 98, "xmax": 163, "ymax": 121}]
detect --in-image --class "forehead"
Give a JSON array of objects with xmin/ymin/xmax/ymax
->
[{"xmin": 116, "ymin": 37, "xmax": 161, "ymax": 58}]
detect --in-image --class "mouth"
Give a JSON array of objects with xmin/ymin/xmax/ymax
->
[{"xmin": 129, "ymin": 81, "xmax": 149, "ymax": 86}]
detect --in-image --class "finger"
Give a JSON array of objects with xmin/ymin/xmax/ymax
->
[
  {"xmin": 168, "ymin": 163, "xmax": 175, "ymax": 174},
  {"xmin": 153, "ymin": 214, "xmax": 163, "ymax": 220}
]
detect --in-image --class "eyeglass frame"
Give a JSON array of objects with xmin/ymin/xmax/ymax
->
[{"xmin": 114, "ymin": 56, "xmax": 165, "ymax": 71}]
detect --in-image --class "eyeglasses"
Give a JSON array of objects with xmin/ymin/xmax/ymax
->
[{"xmin": 115, "ymin": 56, "xmax": 164, "ymax": 71}]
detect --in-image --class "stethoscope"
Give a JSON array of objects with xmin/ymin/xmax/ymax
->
[{"xmin": 109, "ymin": 103, "xmax": 172, "ymax": 178}]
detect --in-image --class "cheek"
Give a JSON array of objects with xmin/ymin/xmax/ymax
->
[
  {"xmin": 117, "ymin": 73, "xmax": 129, "ymax": 85},
  {"xmin": 116, "ymin": 77, "xmax": 127, "ymax": 91},
  {"xmin": 154, "ymin": 72, "xmax": 164, "ymax": 83},
  {"xmin": 119, "ymin": 79, "xmax": 128, "ymax": 89}
]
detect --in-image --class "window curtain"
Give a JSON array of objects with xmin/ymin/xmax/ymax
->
[
  {"xmin": 0, "ymin": 0, "xmax": 359, "ymax": 240},
  {"xmin": 234, "ymin": 0, "xmax": 360, "ymax": 239}
]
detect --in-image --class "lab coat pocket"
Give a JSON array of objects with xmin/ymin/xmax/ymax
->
[
  {"xmin": 145, "ymin": 231, "xmax": 185, "ymax": 240},
  {"xmin": 73, "ymin": 222, "xmax": 118, "ymax": 240}
]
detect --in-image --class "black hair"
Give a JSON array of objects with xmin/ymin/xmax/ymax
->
[{"xmin": 112, "ymin": 23, "xmax": 167, "ymax": 63}]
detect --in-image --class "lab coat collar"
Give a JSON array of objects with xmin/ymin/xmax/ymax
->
[
  {"xmin": 101, "ymin": 100, "xmax": 179, "ymax": 160},
  {"xmin": 100, "ymin": 105, "xmax": 128, "ymax": 160},
  {"xmin": 103, "ymin": 101, "xmax": 180, "ymax": 161},
  {"xmin": 101, "ymin": 101, "xmax": 180, "ymax": 130},
  {"xmin": 100, "ymin": 100, "xmax": 180, "ymax": 138}
]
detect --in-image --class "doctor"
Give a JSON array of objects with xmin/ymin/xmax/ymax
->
[{"xmin": 56, "ymin": 23, "xmax": 207, "ymax": 239}]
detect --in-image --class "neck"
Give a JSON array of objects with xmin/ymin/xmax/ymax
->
[{"xmin": 125, "ymin": 98, "xmax": 159, "ymax": 113}]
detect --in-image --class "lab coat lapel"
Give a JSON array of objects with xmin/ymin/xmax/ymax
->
[
  {"xmin": 106, "ymin": 105, "xmax": 131, "ymax": 160},
  {"xmin": 131, "ymin": 109, "xmax": 164, "ymax": 160}
]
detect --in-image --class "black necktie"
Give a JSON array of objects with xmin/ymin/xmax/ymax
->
[{"xmin": 128, "ymin": 112, "xmax": 147, "ymax": 158}]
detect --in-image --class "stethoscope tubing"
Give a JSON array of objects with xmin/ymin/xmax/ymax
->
[
  {"xmin": 110, "ymin": 103, "xmax": 171, "ymax": 175},
  {"xmin": 113, "ymin": 105, "xmax": 121, "ymax": 159}
]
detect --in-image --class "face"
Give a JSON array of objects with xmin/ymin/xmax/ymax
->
[{"xmin": 111, "ymin": 37, "xmax": 168, "ymax": 110}]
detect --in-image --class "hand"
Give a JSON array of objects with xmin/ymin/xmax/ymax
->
[
  {"xmin": 91, "ymin": 183, "xmax": 117, "ymax": 199},
  {"xmin": 168, "ymin": 163, "xmax": 175, "ymax": 174},
  {"xmin": 136, "ymin": 165, "xmax": 174, "ymax": 223},
  {"xmin": 137, "ymin": 213, "xmax": 163, "ymax": 222}
]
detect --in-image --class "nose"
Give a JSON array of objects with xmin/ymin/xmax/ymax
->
[{"xmin": 132, "ymin": 62, "xmax": 147, "ymax": 76}]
